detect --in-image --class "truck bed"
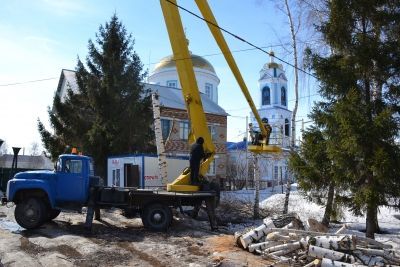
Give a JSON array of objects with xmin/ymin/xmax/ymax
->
[{"xmin": 94, "ymin": 186, "xmax": 217, "ymax": 208}]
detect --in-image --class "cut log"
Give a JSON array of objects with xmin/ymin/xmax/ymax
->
[
  {"xmin": 269, "ymin": 247, "xmax": 298, "ymax": 256},
  {"xmin": 320, "ymin": 258, "xmax": 367, "ymax": 267},
  {"xmin": 308, "ymin": 245, "xmax": 356, "ymax": 263},
  {"xmin": 282, "ymin": 217, "xmax": 305, "ymax": 230},
  {"xmin": 248, "ymin": 241, "xmax": 282, "ymax": 253},
  {"xmin": 303, "ymin": 259, "xmax": 321, "ymax": 267},
  {"xmin": 356, "ymin": 248, "xmax": 400, "ymax": 264},
  {"xmin": 238, "ymin": 219, "xmax": 276, "ymax": 249},
  {"xmin": 355, "ymin": 236, "xmax": 392, "ymax": 249},
  {"xmin": 306, "ymin": 218, "xmax": 329, "ymax": 233},
  {"xmin": 268, "ymin": 228, "xmax": 347, "ymax": 237},
  {"xmin": 313, "ymin": 235, "xmax": 356, "ymax": 251},
  {"xmin": 335, "ymin": 224, "xmax": 348, "ymax": 234},
  {"xmin": 264, "ymin": 241, "xmax": 301, "ymax": 254},
  {"xmin": 270, "ymin": 213, "xmax": 297, "ymax": 228},
  {"xmin": 266, "ymin": 231, "xmax": 297, "ymax": 241},
  {"xmin": 353, "ymin": 252, "xmax": 386, "ymax": 266}
]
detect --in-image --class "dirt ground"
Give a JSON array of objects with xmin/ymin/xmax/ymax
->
[{"xmin": 0, "ymin": 205, "xmax": 271, "ymax": 267}]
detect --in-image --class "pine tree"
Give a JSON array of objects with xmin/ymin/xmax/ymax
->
[
  {"xmin": 289, "ymin": 126, "xmax": 338, "ymax": 227},
  {"xmin": 38, "ymin": 14, "xmax": 155, "ymax": 178},
  {"xmin": 304, "ymin": 0, "xmax": 400, "ymax": 238}
]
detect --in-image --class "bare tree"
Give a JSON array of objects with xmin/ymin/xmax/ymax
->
[
  {"xmin": 0, "ymin": 141, "xmax": 8, "ymax": 155},
  {"xmin": 29, "ymin": 142, "xmax": 40, "ymax": 156}
]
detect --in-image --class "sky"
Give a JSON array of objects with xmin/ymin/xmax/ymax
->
[{"xmin": 0, "ymin": 0, "xmax": 319, "ymax": 154}]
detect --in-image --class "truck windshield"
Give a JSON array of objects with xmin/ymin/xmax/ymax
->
[{"xmin": 64, "ymin": 159, "xmax": 82, "ymax": 174}]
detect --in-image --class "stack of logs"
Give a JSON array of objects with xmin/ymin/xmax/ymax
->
[{"xmin": 235, "ymin": 216, "xmax": 399, "ymax": 266}]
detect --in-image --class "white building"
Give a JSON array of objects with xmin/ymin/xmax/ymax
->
[
  {"xmin": 148, "ymin": 53, "xmax": 220, "ymax": 104},
  {"xmin": 228, "ymin": 52, "xmax": 292, "ymax": 188}
]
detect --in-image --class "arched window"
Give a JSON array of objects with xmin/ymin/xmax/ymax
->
[
  {"xmin": 262, "ymin": 86, "xmax": 270, "ymax": 105},
  {"xmin": 285, "ymin": 119, "xmax": 290, "ymax": 136},
  {"xmin": 281, "ymin": 87, "xmax": 287, "ymax": 106}
]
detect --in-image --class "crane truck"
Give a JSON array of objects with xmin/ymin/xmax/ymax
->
[{"xmin": 2, "ymin": 0, "xmax": 280, "ymax": 231}]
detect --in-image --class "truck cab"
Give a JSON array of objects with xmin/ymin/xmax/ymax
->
[{"xmin": 4, "ymin": 154, "xmax": 98, "ymax": 229}]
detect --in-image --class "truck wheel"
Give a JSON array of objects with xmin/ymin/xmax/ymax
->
[
  {"xmin": 47, "ymin": 209, "xmax": 61, "ymax": 221},
  {"xmin": 15, "ymin": 198, "xmax": 46, "ymax": 229},
  {"xmin": 142, "ymin": 203, "xmax": 172, "ymax": 231}
]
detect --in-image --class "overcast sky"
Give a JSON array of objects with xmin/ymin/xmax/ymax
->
[{"xmin": 0, "ymin": 0, "xmax": 319, "ymax": 154}]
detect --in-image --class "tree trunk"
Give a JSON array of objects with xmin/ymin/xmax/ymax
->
[
  {"xmin": 283, "ymin": 179, "xmax": 290, "ymax": 214},
  {"xmin": 284, "ymin": 0, "xmax": 299, "ymax": 148},
  {"xmin": 322, "ymin": 182, "xmax": 335, "ymax": 227},
  {"xmin": 253, "ymin": 155, "xmax": 260, "ymax": 219},
  {"xmin": 151, "ymin": 93, "xmax": 168, "ymax": 187},
  {"xmin": 366, "ymin": 202, "xmax": 379, "ymax": 239}
]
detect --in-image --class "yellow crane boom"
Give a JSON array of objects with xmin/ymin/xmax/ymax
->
[{"xmin": 161, "ymin": 0, "xmax": 281, "ymax": 192}]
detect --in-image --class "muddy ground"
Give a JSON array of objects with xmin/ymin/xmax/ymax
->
[{"xmin": 0, "ymin": 205, "xmax": 272, "ymax": 267}]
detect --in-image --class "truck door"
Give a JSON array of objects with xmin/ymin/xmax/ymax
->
[{"xmin": 56, "ymin": 158, "xmax": 85, "ymax": 202}]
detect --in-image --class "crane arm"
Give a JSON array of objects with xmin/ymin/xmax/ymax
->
[
  {"xmin": 194, "ymin": 0, "xmax": 268, "ymax": 137},
  {"xmin": 160, "ymin": 0, "xmax": 215, "ymax": 192},
  {"xmin": 194, "ymin": 0, "xmax": 280, "ymax": 153}
]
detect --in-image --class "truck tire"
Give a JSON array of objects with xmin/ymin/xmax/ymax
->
[
  {"xmin": 141, "ymin": 203, "xmax": 172, "ymax": 231},
  {"xmin": 15, "ymin": 197, "xmax": 47, "ymax": 229},
  {"xmin": 47, "ymin": 209, "xmax": 61, "ymax": 221}
]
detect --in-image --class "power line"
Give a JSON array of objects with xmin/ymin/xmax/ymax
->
[
  {"xmin": 0, "ymin": 77, "xmax": 57, "ymax": 87},
  {"xmin": 225, "ymin": 92, "xmax": 321, "ymax": 112},
  {"xmin": 164, "ymin": 0, "xmax": 318, "ymax": 79}
]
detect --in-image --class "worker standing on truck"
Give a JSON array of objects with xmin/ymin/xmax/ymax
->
[{"xmin": 190, "ymin": 137, "xmax": 206, "ymax": 185}]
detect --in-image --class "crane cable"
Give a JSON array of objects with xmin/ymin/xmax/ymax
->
[{"xmin": 164, "ymin": 0, "xmax": 318, "ymax": 79}]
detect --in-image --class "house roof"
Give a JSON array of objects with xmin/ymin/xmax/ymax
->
[
  {"xmin": 226, "ymin": 140, "xmax": 247, "ymax": 151},
  {"xmin": 56, "ymin": 69, "xmax": 228, "ymax": 116},
  {"xmin": 144, "ymin": 83, "xmax": 228, "ymax": 116},
  {"xmin": 0, "ymin": 154, "xmax": 53, "ymax": 170}
]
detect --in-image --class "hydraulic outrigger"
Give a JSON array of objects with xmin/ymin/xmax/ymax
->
[{"xmin": 161, "ymin": 0, "xmax": 281, "ymax": 193}]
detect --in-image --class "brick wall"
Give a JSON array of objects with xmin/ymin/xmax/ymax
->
[{"xmin": 160, "ymin": 107, "xmax": 227, "ymax": 179}]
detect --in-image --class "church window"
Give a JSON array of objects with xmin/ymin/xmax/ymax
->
[
  {"xmin": 273, "ymin": 68, "xmax": 277, "ymax": 77},
  {"xmin": 205, "ymin": 83, "xmax": 213, "ymax": 99},
  {"xmin": 262, "ymin": 86, "xmax": 270, "ymax": 105},
  {"xmin": 285, "ymin": 119, "xmax": 290, "ymax": 136},
  {"xmin": 281, "ymin": 87, "xmax": 286, "ymax": 106},
  {"xmin": 179, "ymin": 121, "xmax": 190, "ymax": 140},
  {"xmin": 167, "ymin": 80, "xmax": 177, "ymax": 88},
  {"xmin": 161, "ymin": 119, "xmax": 171, "ymax": 140}
]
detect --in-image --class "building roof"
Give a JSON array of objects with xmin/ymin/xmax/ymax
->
[
  {"xmin": 0, "ymin": 154, "xmax": 53, "ymax": 170},
  {"xmin": 144, "ymin": 83, "xmax": 228, "ymax": 116},
  {"xmin": 56, "ymin": 70, "xmax": 228, "ymax": 117},
  {"xmin": 226, "ymin": 140, "xmax": 247, "ymax": 151},
  {"xmin": 153, "ymin": 54, "xmax": 216, "ymax": 74},
  {"xmin": 56, "ymin": 69, "xmax": 78, "ymax": 98}
]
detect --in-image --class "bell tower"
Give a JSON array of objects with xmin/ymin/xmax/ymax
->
[{"xmin": 250, "ymin": 52, "xmax": 292, "ymax": 148}]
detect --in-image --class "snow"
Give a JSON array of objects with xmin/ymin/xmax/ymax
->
[{"xmin": 222, "ymin": 184, "xmax": 400, "ymax": 251}]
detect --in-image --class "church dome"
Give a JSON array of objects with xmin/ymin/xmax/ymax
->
[{"xmin": 153, "ymin": 54, "xmax": 216, "ymax": 74}]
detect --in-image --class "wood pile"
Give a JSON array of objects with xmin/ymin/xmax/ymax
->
[{"xmin": 234, "ymin": 216, "xmax": 399, "ymax": 266}]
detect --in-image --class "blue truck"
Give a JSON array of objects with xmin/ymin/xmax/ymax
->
[{"xmin": 1, "ymin": 154, "xmax": 218, "ymax": 231}]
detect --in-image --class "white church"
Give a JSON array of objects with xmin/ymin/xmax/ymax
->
[{"xmin": 228, "ymin": 52, "xmax": 293, "ymax": 188}]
